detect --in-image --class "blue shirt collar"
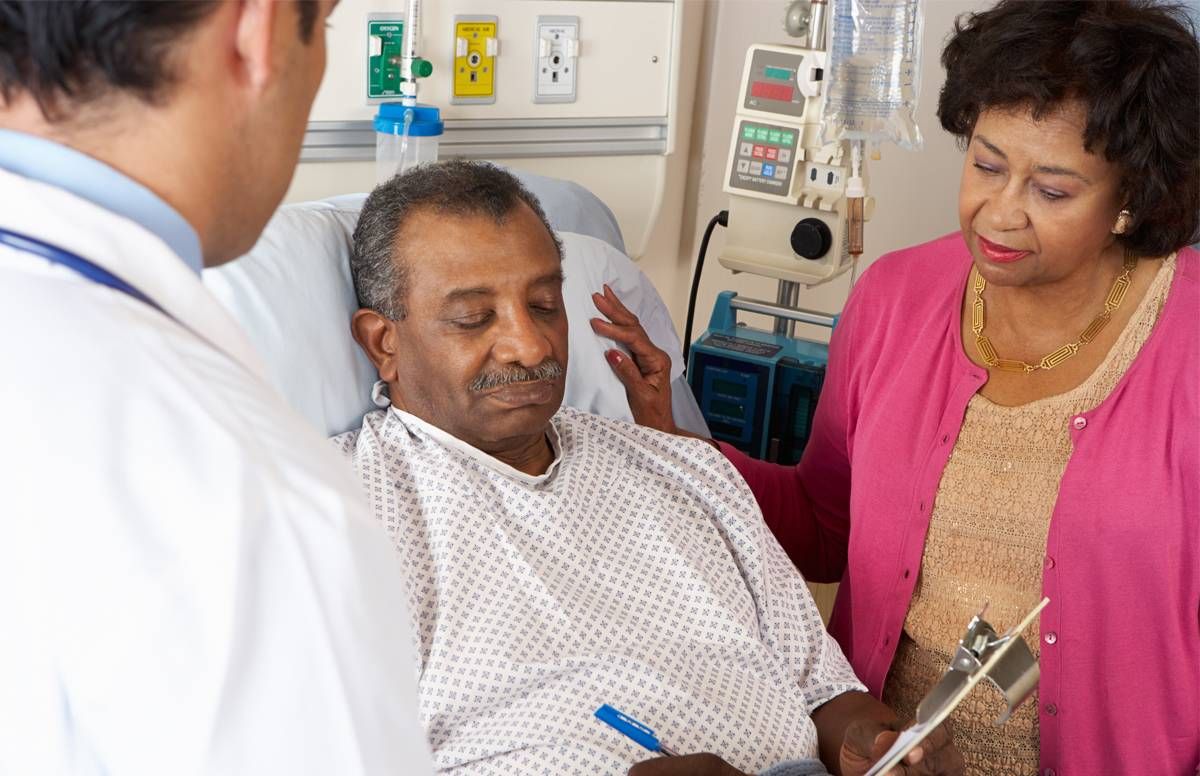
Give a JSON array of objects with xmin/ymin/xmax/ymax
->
[{"xmin": 0, "ymin": 129, "xmax": 204, "ymax": 275}]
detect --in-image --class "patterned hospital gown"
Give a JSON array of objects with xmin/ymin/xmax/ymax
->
[{"xmin": 333, "ymin": 406, "xmax": 864, "ymax": 775}]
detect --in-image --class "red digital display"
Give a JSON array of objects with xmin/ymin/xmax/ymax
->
[{"xmin": 751, "ymin": 81, "xmax": 794, "ymax": 102}]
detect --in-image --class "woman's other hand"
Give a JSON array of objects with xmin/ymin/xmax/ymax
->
[
  {"xmin": 839, "ymin": 719, "xmax": 964, "ymax": 776},
  {"xmin": 591, "ymin": 284, "xmax": 678, "ymax": 434}
]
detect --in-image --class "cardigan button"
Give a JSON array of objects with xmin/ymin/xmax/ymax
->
[
  {"xmin": 1044, "ymin": 770, "xmax": 1057, "ymax": 776},
  {"xmin": 1072, "ymin": 416, "xmax": 1087, "ymax": 430},
  {"xmin": 1044, "ymin": 555, "xmax": 1056, "ymax": 570},
  {"xmin": 1044, "ymin": 632, "xmax": 1058, "ymax": 645},
  {"xmin": 1045, "ymin": 702, "xmax": 1058, "ymax": 716}
]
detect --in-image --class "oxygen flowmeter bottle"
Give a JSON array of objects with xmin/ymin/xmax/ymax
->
[{"xmin": 374, "ymin": 103, "xmax": 444, "ymax": 183}]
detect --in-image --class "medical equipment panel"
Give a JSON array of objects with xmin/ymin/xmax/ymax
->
[
  {"xmin": 534, "ymin": 16, "xmax": 580, "ymax": 104},
  {"xmin": 452, "ymin": 16, "xmax": 498, "ymax": 104},
  {"xmin": 367, "ymin": 16, "xmax": 406, "ymax": 100},
  {"xmin": 720, "ymin": 43, "xmax": 864, "ymax": 286},
  {"xmin": 729, "ymin": 120, "xmax": 797, "ymax": 197},
  {"xmin": 688, "ymin": 292, "xmax": 830, "ymax": 463}
]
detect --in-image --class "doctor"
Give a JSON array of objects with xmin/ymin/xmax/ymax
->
[{"xmin": 0, "ymin": 2, "xmax": 431, "ymax": 775}]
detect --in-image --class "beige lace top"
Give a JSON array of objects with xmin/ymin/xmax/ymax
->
[{"xmin": 881, "ymin": 255, "xmax": 1177, "ymax": 775}]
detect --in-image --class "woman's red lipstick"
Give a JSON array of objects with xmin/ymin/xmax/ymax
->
[{"xmin": 977, "ymin": 235, "xmax": 1031, "ymax": 263}]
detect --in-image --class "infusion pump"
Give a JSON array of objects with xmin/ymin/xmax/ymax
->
[{"xmin": 720, "ymin": 43, "xmax": 871, "ymax": 286}]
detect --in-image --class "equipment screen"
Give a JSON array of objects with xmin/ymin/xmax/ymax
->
[
  {"xmin": 743, "ymin": 49, "xmax": 807, "ymax": 118},
  {"xmin": 750, "ymin": 81, "xmax": 794, "ymax": 102}
]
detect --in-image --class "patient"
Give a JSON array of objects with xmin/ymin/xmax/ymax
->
[{"xmin": 335, "ymin": 161, "xmax": 961, "ymax": 776}]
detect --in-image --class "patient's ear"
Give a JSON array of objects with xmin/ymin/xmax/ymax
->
[{"xmin": 351, "ymin": 308, "xmax": 401, "ymax": 381}]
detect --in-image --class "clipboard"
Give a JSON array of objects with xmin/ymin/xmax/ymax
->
[{"xmin": 864, "ymin": 597, "xmax": 1049, "ymax": 776}]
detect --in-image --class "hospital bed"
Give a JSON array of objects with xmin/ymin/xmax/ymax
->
[{"xmin": 203, "ymin": 170, "xmax": 709, "ymax": 439}]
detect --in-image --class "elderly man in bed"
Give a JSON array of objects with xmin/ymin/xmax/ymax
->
[{"xmin": 333, "ymin": 160, "xmax": 962, "ymax": 776}]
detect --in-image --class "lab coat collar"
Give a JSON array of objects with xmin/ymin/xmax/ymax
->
[
  {"xmin": 0, "ymin": 130, "xmax": 204, "ymax": 275},
  {"xmin": 0, "ymin": 168, "xmax": 269, "ymax": 380}
]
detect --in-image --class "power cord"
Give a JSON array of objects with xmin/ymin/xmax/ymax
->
[{"xmin": 682, "ymin": 210, "xmax": 729, "ymax": 366}]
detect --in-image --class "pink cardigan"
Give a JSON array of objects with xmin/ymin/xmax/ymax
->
[{"xmin": 721, "ymin": 234, "xmax": 1199, "ymax": 775}]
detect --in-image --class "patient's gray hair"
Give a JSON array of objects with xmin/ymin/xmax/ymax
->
[{"xmin": 351, "ymin": 160, "xmax": 564, "ymax": 319}]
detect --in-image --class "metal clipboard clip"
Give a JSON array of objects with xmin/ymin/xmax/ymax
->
[
  {"xmin": 916, "ymin": 599, "xmax": 1045, "ymax": 725},
  {"xmin": 864, "ymin": 597, "xmax": 1049, "ymax": 776}
]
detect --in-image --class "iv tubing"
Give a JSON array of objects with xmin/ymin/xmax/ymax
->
[{"xmin": 847, "ymin": 141, "xmax": 866, "ymax": 257}]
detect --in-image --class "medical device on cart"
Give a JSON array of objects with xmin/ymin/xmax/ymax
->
[{"xmin": 687, "ymin": 0, "xmax": 923, "ymax": 463}]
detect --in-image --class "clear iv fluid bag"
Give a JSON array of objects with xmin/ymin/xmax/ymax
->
[{"xmin": 821, "ymin": 0, "xmax": 924, "ymax": 151}]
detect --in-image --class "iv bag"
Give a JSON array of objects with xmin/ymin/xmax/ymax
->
[{"xmin": 820, "ymin": 0, "xmax": 924, "ymax": 150}]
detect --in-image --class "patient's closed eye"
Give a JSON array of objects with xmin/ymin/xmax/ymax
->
[{"xmin": 448, "ymin": 311, "xmax": 494, "ymax": 329}]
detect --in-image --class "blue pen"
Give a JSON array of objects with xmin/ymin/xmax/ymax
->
[{"xmin": 594, "ymin": 704, "xmax": 680, "ymax": 757}]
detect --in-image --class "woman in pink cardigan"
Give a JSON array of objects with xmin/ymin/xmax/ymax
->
[{"xmin": 593, "ymin": 2, "xmax": 1198, "ymax": 773}]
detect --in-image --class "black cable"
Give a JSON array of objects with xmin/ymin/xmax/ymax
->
[{"xmin": 682, "ymin": 210, "xmax": 729, "ymax": 366}]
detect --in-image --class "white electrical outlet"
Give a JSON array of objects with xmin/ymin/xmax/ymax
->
[{"xmin": 533, "ymin": 16, "xmax": 579, "ymax": 103}]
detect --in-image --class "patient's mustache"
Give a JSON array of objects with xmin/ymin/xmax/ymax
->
[{"xmin": 470, "ymin": 360, "xmax": 565, "ymax": 392}]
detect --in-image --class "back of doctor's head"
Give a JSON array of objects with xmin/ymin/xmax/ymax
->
[
  {"xmin": 0, "ymin": 0, "xmax": 328, "ymax": 265},
  {"xmin": 352, "ymin": 160, "xmax": 563, "ymax": 319},
  {"xmin": 0, "ymin": 2, "xmax": 321, "ymax": 115}
]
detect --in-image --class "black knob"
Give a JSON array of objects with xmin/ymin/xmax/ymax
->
[{"xmin": 790, "ymin": 218, "xmax": 832, "ymax": 260}]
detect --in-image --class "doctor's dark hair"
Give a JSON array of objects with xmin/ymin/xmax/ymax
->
[
  {"xmin": 0, "ymin": 1, "xmax": 319, "ymax": 120},
  {"xmin": 351, "ymin": 160, "xmax": 564, "ymax": 320},
  {"xmin": 938, "ymin": 0, "xmax": 1200, "ymax": 257}
]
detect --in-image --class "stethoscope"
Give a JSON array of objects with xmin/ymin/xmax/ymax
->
[
  {"xmin": 0, "ymin": 225, "xmax": 242, "ymax": 368},
  {"xmin": 0, "ymin": 225, "xmax": 168, "ymax": 315}
]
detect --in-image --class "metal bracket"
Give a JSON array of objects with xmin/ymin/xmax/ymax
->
[{"xmin": 916, "ymin": 603, "xmax": 1042, "ymax": 726}]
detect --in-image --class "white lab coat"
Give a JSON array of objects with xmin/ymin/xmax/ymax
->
[{"xmin": 0, "ymin": 168, "xmax": 433, "ymax": 776}]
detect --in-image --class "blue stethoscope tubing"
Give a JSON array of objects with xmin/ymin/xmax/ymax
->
[
  {"xmin": 0, "ymin": 225, "xmax": 167, "ymax": 315},
  {"xmin": 0, "ymin": 224, "xmax": 244, "ymax": 368}
]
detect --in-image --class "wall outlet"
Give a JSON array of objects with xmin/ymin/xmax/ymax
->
[
  {"xmin": 534, "ymin": 16, "xmax": 579, "ymax": 103},
  {"xmin": 452, "ymin": 15, "xmax": 498, "ymax": 104}
]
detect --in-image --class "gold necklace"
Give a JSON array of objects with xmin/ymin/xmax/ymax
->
[{"xmin": 970, "ymin": 253, "xmax": 1137, "ymax": 373}]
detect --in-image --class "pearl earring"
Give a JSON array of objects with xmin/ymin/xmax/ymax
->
[{"xmin": 1112, "ymin": 209, "xmax": 1133, "ymax": 235}]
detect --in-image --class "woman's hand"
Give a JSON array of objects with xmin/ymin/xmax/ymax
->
[
  {"xmin": 838, "ymin": 719, "xmax": 964, "ymax": 776},
  {"xmin": 591, "ymin": 284, "xmax": 678, "ymax": 435}
]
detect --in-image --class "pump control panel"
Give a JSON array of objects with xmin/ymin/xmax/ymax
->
[{"xmin": 719, "ymin": 43, "xmax": 858, "ymax": 285}]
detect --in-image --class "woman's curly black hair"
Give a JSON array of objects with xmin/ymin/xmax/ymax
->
[{"xmin": 938, "ymin": 0, "xmax": 1199, "ymax": 257}]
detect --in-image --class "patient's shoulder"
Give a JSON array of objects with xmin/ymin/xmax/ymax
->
[
  {"xmin": 556, "ymin": 407, "xmax": 756, "ymax": 500},
  {"xmin": 329, "ymin": 427, "xmax": 361, "ymax": 459},
  {"xmin": 328, "ymin": 409, "xmax": 390, "ymax": 461}
]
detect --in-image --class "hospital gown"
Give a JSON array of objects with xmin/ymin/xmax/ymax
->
[{"xmin": 333, "ymin": 407, "xmax": 865, "ymax": 774}]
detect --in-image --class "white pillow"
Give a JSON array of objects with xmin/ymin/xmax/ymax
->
[
  {"xmin": 205, "ymin": 195, "xmax": 703, "ymax": 437},
  {"xmin": 204, "ymin": 200, "xmax": 374, "ymax": 437}
]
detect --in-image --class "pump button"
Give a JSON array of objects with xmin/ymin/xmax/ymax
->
[{"xmin": 790, "ymin": 218, "xmax": 832, "ymax": 260}]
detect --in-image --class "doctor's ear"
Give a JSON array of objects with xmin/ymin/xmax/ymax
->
[
  {"xmin": 231, "ymin": 0, "xmax": 283, "ymax": 92},
  {"xmin": 351, "ymin": 309, "xmax": 403, "ymax": 380}
]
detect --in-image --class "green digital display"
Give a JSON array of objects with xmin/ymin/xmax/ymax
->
[
  {"xmin": 713, "ymin": 379, "xmax": 748, "ymax": 398},
  {"xmin": 711, "ymin": 399, "xmax": 745, "ymax": 419},
  {"xmin": 764, "ymin": 66, "xmax": 793, "ymax": 82}
]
